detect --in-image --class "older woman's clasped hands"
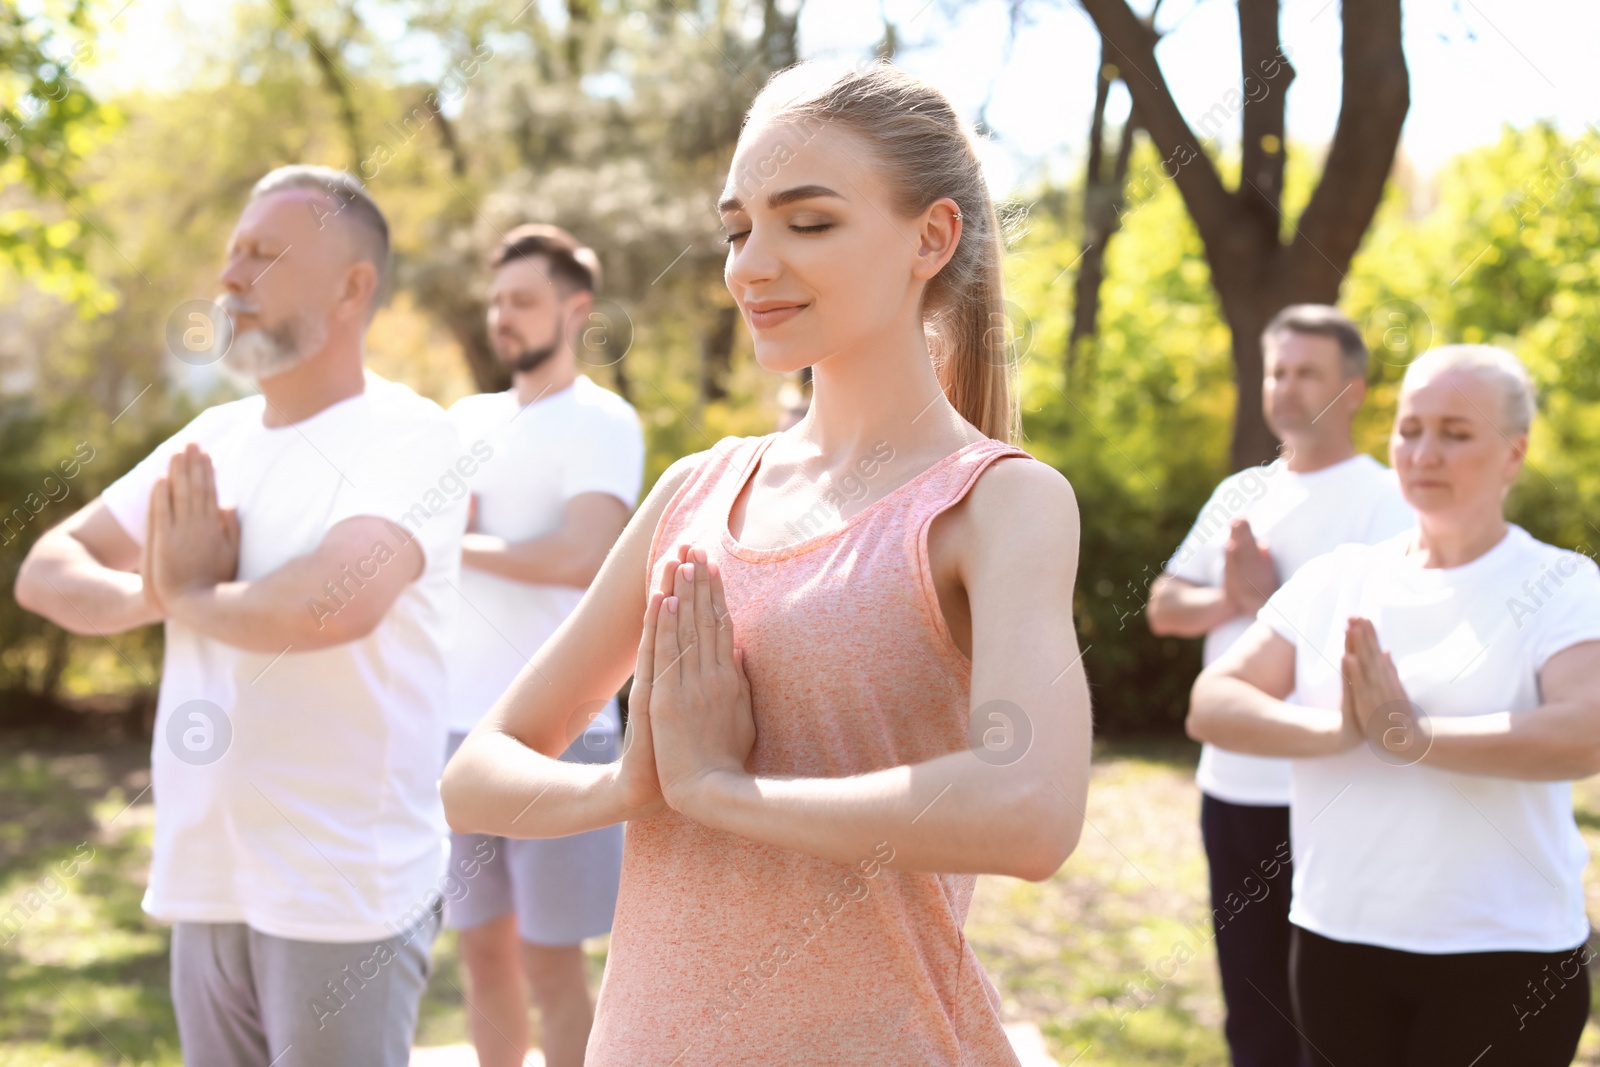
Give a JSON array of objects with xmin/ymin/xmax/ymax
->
[
  {"xmin": 616, "ymin": 543, "xmax": 756, "ymax": 820},
  {"xmin": 1187, "ymin": 344, "xmax": 1600, "ymax": 1066},
  {"xmin": 1293, "ymin": 613, "xmax": 1427, "ymax": 761},
  {"xmin": 1340, "ymin": 615, "xmax": 1429, "ymax": 759}
]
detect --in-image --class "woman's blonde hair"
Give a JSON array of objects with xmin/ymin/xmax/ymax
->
[{"xmin": 743, "ymin": 61, "xmax": 1019, "ymax": 443}]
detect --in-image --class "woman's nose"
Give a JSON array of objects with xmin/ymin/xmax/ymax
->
[{"xmin": 726, "ymin": 227, "xmax": 780, "ymax": 290}]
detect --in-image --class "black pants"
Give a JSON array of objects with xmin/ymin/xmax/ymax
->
[
  {"xmin": 1290, "ymin": 925, "xmax": 1590, "ymax": 1067},
  {"xmin": 1199, "ymin": 793, "xmax": 1307, "ymax": 1067}
]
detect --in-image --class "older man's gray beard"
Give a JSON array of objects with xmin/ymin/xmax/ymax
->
[{"xmin": 216, "ymin": 298, "xmax": 326, "ymax": 381}]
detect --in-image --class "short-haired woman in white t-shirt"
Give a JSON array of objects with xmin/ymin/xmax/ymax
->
[{"xmin": 1188, "ymin": 344, "xmax": 1600, "ymax": 1067}]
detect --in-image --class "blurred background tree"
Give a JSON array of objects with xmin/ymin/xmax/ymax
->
[
  {"xmin": 1078, "ymin": 0, "xmax": 1408, "ymax": 471},
  {"xmin": 1, "ymin": 0, "xmax": 1597, "ymax": 738},
  {"xmin": 0, "ymin": 0, "xmax": 118, "ymax": 313}
]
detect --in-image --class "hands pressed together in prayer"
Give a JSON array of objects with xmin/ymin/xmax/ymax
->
[
  {"xmin": 1222, "ymin": 517, "xmax": 1279, "ymax": 618},
  {"xmin": 1339, "ymin": 615, "xmax": 1427, "ymax": 759},
  {"xmin": 615, "ymin": 543, "xmax": 756, "ymax": 819},
  {"xmin": 142, "ymin": 444, "xmax": 239, "ymax": 614},
  {"xmin": 1217, "ymin": 521, "xmax": 1428, "ymax": 761}
]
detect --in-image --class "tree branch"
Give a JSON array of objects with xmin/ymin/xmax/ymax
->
[
  {"xmin": 272, "ymin": 0, "xmax": 364, "ymax": 171},
  {"xmin": 761, "ymin": 0, "xmax": 802, "ymax": 71},
  {"xmin": 1236, "ymin": 0, "xmax": 1292, "ymax": 235},
  {"xmin": 1284, "ymin": 0, "xmax": 1408, "ymax": 297},
  {"xmin": 1086, "ymin": 40, "xmax": 1111, "ymax": 189},
  {"xmin": 1078, "ymin": 0, "xmax": 1235, "ymax": 254},
  {"xmin": 1069, "ymin": 44, "xmax": 1115, "ymax": 360},
  {"xmin": 423, "ymin": 89, "xmax": 467, "ymax": 176},
  {"xmin": 1112, "ymin": 100, "xmax": 1138, "ymax": 187}
]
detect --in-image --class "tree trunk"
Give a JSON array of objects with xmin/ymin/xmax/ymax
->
[
  {"xmin": 1068, "ymin": 42, "xmax": 1112, "ymax": 371},
  {"xmin": 700, "ymin": 305, "xmax": 737, "ymax": 403},
  {"xmin": 611, "ymin": 345, "xmax": 633, "ymax": 404},
  {"xmin": 1069, "ymin": 3, "xmax": 1158, "ymax": 377},
  {"xmin": 437, "ymin": 298, "xmax": 507, "ymax": 394},
  {"xmin": 1222, "ymin": 296, "xmax": 1279, "ymax": 469},
  {"xmin": 424, "ymin": 92, "xmax": 468, "ymax": 177},
  {"xmin": 1080, "ymin": 0, "xmax": 1408, "ymax": 472},
  {"xmin": 1215, "ymin": 256, "xmax": 1342, "ymax": 467},
  {"xmin": 1069, "ymin": 95, "xmax": 1138, "ymax": 367},
  {"xmin": 762, "ymin": 0, "xmax": 803, "ymax": 71},
  {"xmin": 36, "ymin": 625, "xmax": 70, "ymax": 702}
]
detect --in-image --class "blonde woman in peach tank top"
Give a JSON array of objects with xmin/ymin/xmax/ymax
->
[{"xmin": 444, "ymin": 61, "xmax": 1091, "ymax": 1066}]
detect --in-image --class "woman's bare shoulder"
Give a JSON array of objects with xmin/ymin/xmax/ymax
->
[
  {"xmin": 962, "ymin": 452, "xmax": 1080, "ymax": 560},
  {"xmin": 973, "ymin": 451, "xmax": 1076, "ymax": 512},
  {"xmin": 644, "ymin": 436, "xmax": 754, "ymax": 505}
]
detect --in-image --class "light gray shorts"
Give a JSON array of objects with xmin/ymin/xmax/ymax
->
[
  {"xmin": 169, "ymin": 902, "xmax": 440, "ymax": 1067},
  {"xmin": 442, "ymin": 729, "xmax": 623, "ymax": 946}
]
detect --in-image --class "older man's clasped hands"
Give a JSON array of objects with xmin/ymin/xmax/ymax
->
[{"xmin": 141, "ymin": 443, "xmax": 239, "ymax": 616}]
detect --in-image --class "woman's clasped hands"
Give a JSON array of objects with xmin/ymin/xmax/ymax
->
[
  {"xmin": 615, "ymin": 543, "xmax": 756, "ymax": 820},
  {"xmin": 1340, "ymin": 615, "xmax": 1429, "ymax": 761}
]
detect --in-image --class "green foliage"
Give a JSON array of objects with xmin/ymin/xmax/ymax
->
[
  {"xmin": 1010, "ymin": 145, "xmax": 1234, "ymax": 733},
  {"xmin": 3, "ymin": 9, "xmax": 1598, "ymax": 740},
  {"xmin": 0, "ymin": 0, "xmax": 791, "ymax": 706},
  {"xmin": 0, "ymin": 392, "xmax": 195, "ymax": 702},
  {"xmin": 1004, "ymin": 125, "xmax": 1600, "ymax": 734},
  {"xmin": 1343, "ymin": 122, "xmax": 1600, "ymax": 552},
  {"xmin": 0, "ymin": 0, "xmax": 118, "ymax": 313}
]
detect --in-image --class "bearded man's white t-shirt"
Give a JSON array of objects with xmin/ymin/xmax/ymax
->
[
  {"xmin": 444, "ymin": 375, "xmax": 644, "ymax": 737},
  {"xmin": 100, "ymin": 371, "xmax": 467, "ymax": 942},
  {"xmin": 1166, "ymin": 454, "xmax": 1414, "ymax": 805},
  {"xmin": 1261, "ymin": 525, "xmax": 1600, "ymax": 953}
]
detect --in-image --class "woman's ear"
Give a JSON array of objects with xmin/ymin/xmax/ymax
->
[{"xmin": 911, "ymin": 197, "xmax": 963, "ymax": 281}]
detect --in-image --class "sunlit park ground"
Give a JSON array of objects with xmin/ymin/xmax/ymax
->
[{"xmin": 8, "ymin": 730, "xmax": 1600, "ymax": 1066}]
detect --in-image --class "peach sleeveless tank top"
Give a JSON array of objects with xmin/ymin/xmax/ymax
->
[{"xmin": 587, "ymin": 432, "xmax": 1034, "ymax": 1066}]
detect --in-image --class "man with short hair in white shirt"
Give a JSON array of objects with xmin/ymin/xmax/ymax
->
[
  {"xmin": 442, "ymin": 224, "xmax": 643, "ymax": 1067},
  {"xmin": 1187, "ymin": 343, "xmax": 1600, "ymax": 1065},
  {"xmin": 15, "ymin": 166, "xmax": 467, "ymax": 1067},
  {"xmin": 1147, "ymin": 305, "xmax": 1412, "ymax": 1067}
]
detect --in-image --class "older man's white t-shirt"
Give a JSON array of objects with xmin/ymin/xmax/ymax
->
[
  {"xmin": 100, "ymin": 371, "xmax": 467, "ymax": 942},
  {"xmin": 1166, "ymin": 453, "xmax": 1413, "ymax": 805},
  {"xmin": 444, "ymin": 375, "xmax": 644, "ymax": 738},
  {"xmin": 1262, "ymin": 525, "xmax": 1600, "ymax": 952}
]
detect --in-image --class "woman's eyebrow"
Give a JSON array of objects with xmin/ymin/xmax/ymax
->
[{"xmin": 718, "ymin": 183, "xmax": 845, "ymax": 214}]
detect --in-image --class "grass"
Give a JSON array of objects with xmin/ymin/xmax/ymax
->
[
  {"xmin": 968, "ymin": 739, "xmax": 1232, "ymax": 1065},
  {"xmin": 4, "ymin": 730, "xmax": 1600, "ymax": 1065}
]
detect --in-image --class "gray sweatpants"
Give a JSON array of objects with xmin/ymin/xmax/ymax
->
[{"xmin": 169, "ymin": 903, "xmax": 439, "ymax": 1067}]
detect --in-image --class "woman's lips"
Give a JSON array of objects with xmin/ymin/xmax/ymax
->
[{"xmin": 748, "ymin": 304, "xmax": 806, "ymax": 330}]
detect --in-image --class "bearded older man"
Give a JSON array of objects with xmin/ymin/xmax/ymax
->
[{"xmin": 15, "ymin": 166, "xmax": 467, "ymax": 1067}]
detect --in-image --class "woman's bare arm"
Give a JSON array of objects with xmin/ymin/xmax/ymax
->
[{"xmin": 439, "ymin": 451, "xmax": 704, "ymax": 837}]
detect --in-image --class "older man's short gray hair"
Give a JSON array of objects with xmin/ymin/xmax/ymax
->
[
  {"xmin": 250, "ymin": 165, "xmax": 390, "ymax": 317},
  {"xmin": 1402, "ymin": 343, "xmax": 1538, "ymax": 436}
]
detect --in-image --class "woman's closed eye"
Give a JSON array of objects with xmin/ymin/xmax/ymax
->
[{"xmin": 721, "ymin": 222, "xmax": 835, "ymax": 245}]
